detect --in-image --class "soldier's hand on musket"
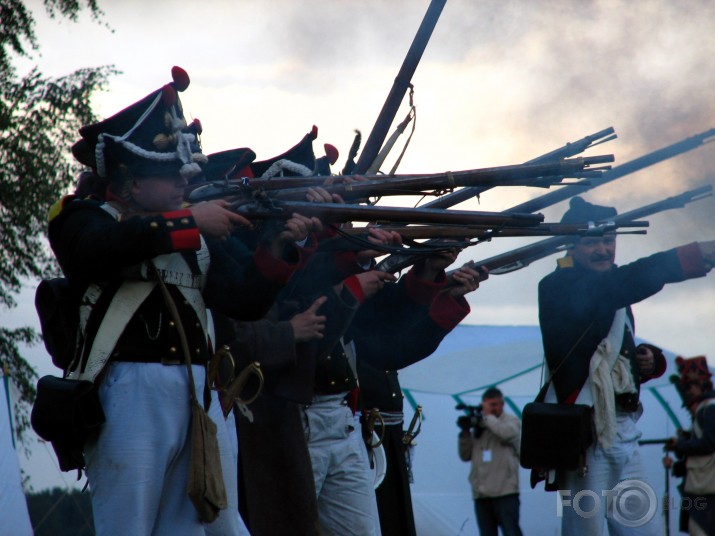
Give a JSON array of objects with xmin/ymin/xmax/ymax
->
[
  {"xmin": 305, "ymin": 187, "xmax": 342, "ymax": 204},
  {"xmin": 319, "ymin": 177, "xmax": 352, "ymax": 203},
  {"xmin": 355, "ymin": 227, "xmax": 403, "ymax": 265},
  {"xmin": 290, "ymin": 296, "xmax": 328, "ymax": 342},
  {"xmin": 190, "ymin": 199, "xmax": 252, "ymax": 240},
  {"xmin": 447, "ymin": 265, "xmax": 488, "ymax": 297},
  {"xmin": 342, "ymin": 175, "xmax": 371, "ymax": 184},
  {"xmin": 271, "ymin": 213, "xmax": 323, "ymax": 256},
  {"xmin": 352, "ymin": 270, "xmax": 397, "ymax": 299}
]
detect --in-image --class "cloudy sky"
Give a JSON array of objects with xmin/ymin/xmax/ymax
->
[{"xmin": 6, "ymin": 0, "xmax": 715, "ymax": 490}]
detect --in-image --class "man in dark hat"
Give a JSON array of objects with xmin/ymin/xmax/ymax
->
[
  {"xmin": 665, "ymin": 356, "xmax": 715, "ymax": 536},
  {"xmin": 537, "ymin": 196, "xmax": 715, "ymax": 535},
  {"xmin": 48, "ymin": 67, "xmax": 320, "ymax": 536}
]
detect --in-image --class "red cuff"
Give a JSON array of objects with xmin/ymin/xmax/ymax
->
[
  {"xmin": 344, "ymin": 275, "xmax": 366, "ymax": 304},
  {"xmin": 253, "ymin": 243, "xmax": 299, "ymax": 284},
  {"xmin": 162, "ymin": 209, "xmax": 200, "ymax": 250},
  {"xmin": 676, "ymin": 242, "xmax": 708, "ymax": 278},
  {"xmin": 318, "ymin": 225, "xmax": 339, "ymax": 239},
  {"xmin": 429, "ymin": 293, "xmax": 469, "ymax": 330},
  {"xmin": 331, "ymin": 251, "xmax": 367, "ymax": 277},
  {"xmin": 170, "ymin": 228, "xmax": 201, "ymax": 250},
  {"xmin": 405, "ymin": 268, "xmax": 447, "ymax": 305}
]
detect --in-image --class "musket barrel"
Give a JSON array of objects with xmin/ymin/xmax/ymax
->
[
  {"xmin": 508, "ymin": 128, "xmax": 715, "ymax": 214},
  {"xmin": 341, "ymin": 220, "xmax": 648, "ymax": 240},
  {"xmin": 470, "ymin": 184, "xmax": 714, "ymax": 275},
  {"xmin": 537, "ymin": 127, "xmax": 617, "ymax": 162},
  {"xmin": 234, "ymin": 200, "xmax": 544, "ymax": 227},
  {"xmin": 423, "ymin": 127, "xmax": 617, "ymax": 209},
  {"xmin": 376, "ymin": 184, "xmax": 711, "ymax": 273}
]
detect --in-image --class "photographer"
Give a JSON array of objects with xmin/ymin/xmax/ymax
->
[{"xmin": 458, "ymin": 387, "xmax": 523, "ymax": 536}]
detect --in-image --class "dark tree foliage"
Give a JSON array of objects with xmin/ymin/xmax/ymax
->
[
  {"xmin": 26, "ymin": 487, "xmax": 94, "ymax": 536},
  {"xmin": 1, "ymin": 0, "xmax": 105, "ymax": 67},
  {"xmin": 0, "ymin": 0, "xmax": 116, "ymax": 443}
]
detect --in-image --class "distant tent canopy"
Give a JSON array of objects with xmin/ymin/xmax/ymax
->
[
  {"xmin": 396, "ymin": 324, "xmax": 702, "ymax": 536},
  {"xmin": 399, "ymin": 324, "xmax": 689, "ymax": 429}
]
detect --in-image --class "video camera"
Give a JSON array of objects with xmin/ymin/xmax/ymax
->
[{"xmin": 456, "ymin": 403, "xmax": 484, "ymax": 438}]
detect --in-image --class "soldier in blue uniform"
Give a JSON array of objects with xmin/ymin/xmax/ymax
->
[{"xmin": 538, "ymin": 196, "xmax": 715, "ymax": 536}]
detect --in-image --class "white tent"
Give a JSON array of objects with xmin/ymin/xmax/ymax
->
[
  {"xmin": 1, "ymin": 370, "xmax": 33, "ymax": 536},
  {"xmin": 399, "ymin": 325, "xmax": 694, "ymax": 536}
]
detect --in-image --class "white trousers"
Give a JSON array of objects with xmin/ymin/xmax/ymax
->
[
  {"xmin": 559, "ymin": 411, "xmax": 663, "ymax": 536},
  {"xmin": 303, "ymin": 394, "xmax": 378, "ymax": 536},
  {"xmin": 85, "ymin": 362, "xmax": 248, "ymax": 536}
]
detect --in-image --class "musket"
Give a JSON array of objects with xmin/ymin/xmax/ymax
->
[
  {"xmin": 464, "ymin": 185, "xmax": 713, "ymax": 275},
  {"xmin": 188, "ymin": 155, "xmax": 613, "ymax": 203},
  {"xmin": 424, "ymin": 126, "xmax": 618, "ymax": 209},
  {"xmin": 336, "ymin": 220, "xmax": 649, "ymax": 241},
  {"xmin": 272, "ymin": 156, "xmax": 612, "ymax": 200},
  {"xmin": 321, "ymin": 221, "xmax": 647, "ymax": 258},
  {"xmin": 232, "ymin": 199, "xmax": 545, "ymax": 227},
  {"xmin": 352, "ymin": 0, "xmax": 448, "ymax": 174}
]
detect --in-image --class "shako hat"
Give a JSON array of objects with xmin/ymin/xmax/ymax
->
[
  {"xmin": 676, "ymin": 355, "xmax": 712, "ymax": 386},
  {"xmin": 199, "ymin": 148, "xmax": 257, "ymax": 183},
  {"xmin": 197, "ymin": 125, "xmax": 339, "ymax": 185},
  {"xmin": 560, "ymin": 196, "xmax": 617, "ymax": 224},
  {"xmin": 71, "ymin": 66, "xmax": 206, "ymax": 182},
  {"xmin": 249, "ymin": 125, "xmax": 339, "ymax": 178}
]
